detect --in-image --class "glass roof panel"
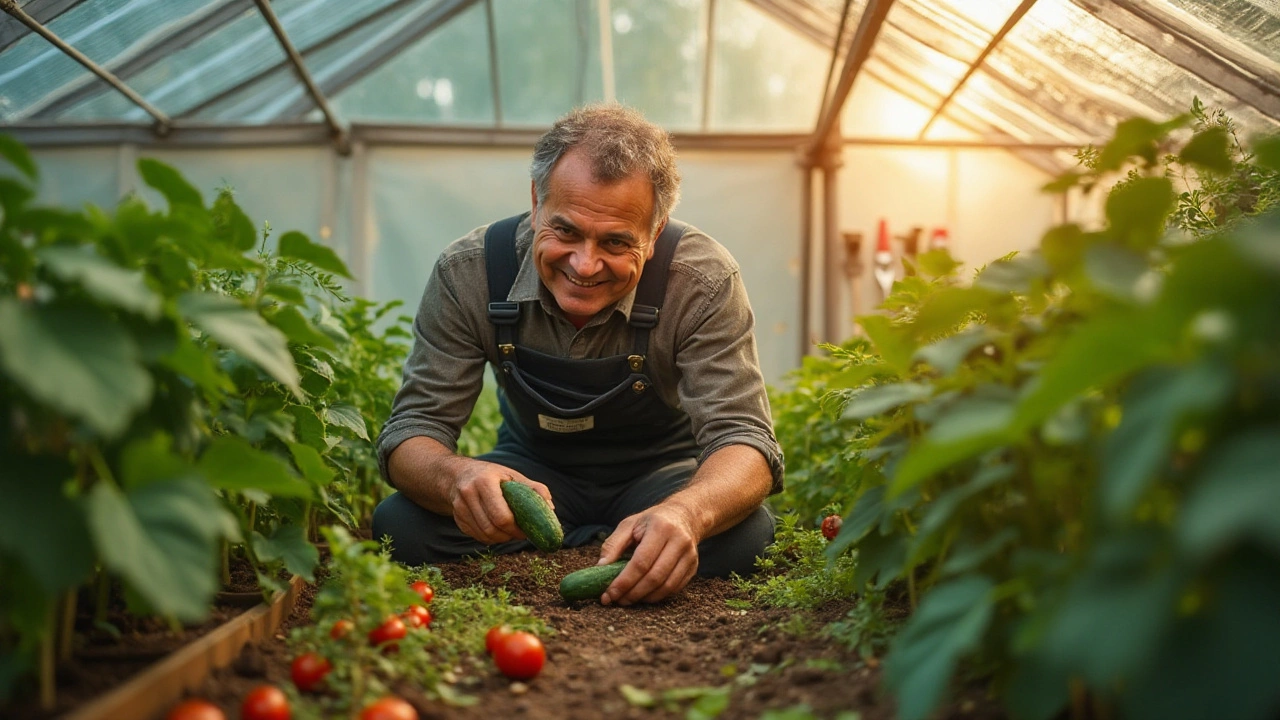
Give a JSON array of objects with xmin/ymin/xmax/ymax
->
[
  {"xmin": 0, "ymin": 0, "xmax": 217, "ymax": 121},
  {"xmin": 329, "ymin": 2, "xmax": 494, "ymax": 125},
  {"xmin": 1162, "ymin": 0, "xmax": 1280, "ymax": 65},
  {"xmin": 611, "ymin": 0, "xmax": 707, "ymax": 131},
  {"xmin": 710, "ymin": 0, "xmax": 828, "ymax": 131},
  {"xmin": 493, "ymin": 0, "xmax": 603, "ymax": 127}
]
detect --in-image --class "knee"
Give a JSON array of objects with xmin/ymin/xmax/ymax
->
[
  {"xmin": 696, "ymin": 504, "xmax": 776, "ymax": 578},
  {"xmin": 370, "ymin": 492, "xmax": 457, "ymax": 567}
]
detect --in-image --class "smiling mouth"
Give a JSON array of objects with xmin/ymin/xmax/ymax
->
[{"xmin": 563, "ymin": 272, "xmax": 602, "ymax": 288}]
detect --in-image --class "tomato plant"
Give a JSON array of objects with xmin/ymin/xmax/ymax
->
[
  {"xmin": 368, "ymin": 615, "xmax": 407, "ymax": 649},
  {"xmin": 484, "ymin": 624, "xmax": 513, "ymax": 655},
  {"xmin": 409, "ymin": 581, "xmax": 434, "ymax": 604},
  {"xmin": 402, "ymin": 605, "xmax": 432, "ymax": 629},
  {"xmin": 166, "ymin": 698, "xmax": 226, "ymax": 720},
  {"xmin": 241, "ymin": 685, "xmax": 290, "ymax": 720},
  {"xmin": 329, "ymin": 618, "xmax": 355, "ymax": 639},
  {"xmin": 820, "ymin": 514, "xmax": 842, "ymax": 541},
  {"xmin": 492, "ymin": 631, "xmax": 545, "ymax": 680},
  {"xmin": 359, "ymin": 696, "xmax": 418, "ymax": 720},
  {"xmin": 290, "ymin": 652, "xmax": 331, "ymax": 692}
]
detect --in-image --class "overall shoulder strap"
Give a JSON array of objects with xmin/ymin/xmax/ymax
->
[
  {"xmin": 485, "ymin": 212, "xmax": 529, "ymax": 354},
  {"xmin": 630, "ymin": 219, "xmax": 687, "ymax": 357}
]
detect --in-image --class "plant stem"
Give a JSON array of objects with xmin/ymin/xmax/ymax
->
[
  {"xmin": 94, "ymin": 566, "xmax": 110, "ymax": 624},
  {"xmin": 906, "ymin": 566, "xmax": 918, "ymax": 610},
  {"xmin": 39, "ymin": 611, "xmax": 56, "ymax": 711},
  {"xmin": 221, "ymin": 540, "xmax": 231, "ymax": 587},
  {"xmin": 58, "ymin": 590, "xmax": 76, "ymax": 662}
]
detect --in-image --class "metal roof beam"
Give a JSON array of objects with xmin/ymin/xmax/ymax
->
[
  {"xmin": 28, "ymin": 0, "xmax": 251, "ymax": 120},
  {"xmin": 1071, "ymin": 0, "xmax": 1280, "ymax": 119},
  {"xmin": 917, "ymin": 0, "xmax": 1038, "ymax": 139},
  {"xmin": 251, "ymin": 0, "xmax": 348, "ymax": 152},
  {"xmin": 0, "ymin": 0, "xmax": 85, "ymax": 52},
  {"xmin": 0, "ymin": 0, "xmax": 170, "ymax": 133},
  {"xmin": 273, "ymin": 0, "xmax": 478, "ymax": 120},
  {"xmin": 807, "ymin": 0, "xmax": 896, "ymax": 157}
]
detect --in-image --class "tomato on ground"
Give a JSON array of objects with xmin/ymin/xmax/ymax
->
[
  {"xmin": 368, "ymin": 615, "xmax": 407, "ymax": 649},
  {"xmin": 166, "ymin": 698, "xmax": 225, "ymax": 720},
  {"xmin": 403, "ymin": 604, "xmax": 432, "ymax": 628},
  {"xmin": 359, "ymin": 696, "xmax": 418, "ymax": 720},
  {"xmin": 241, "ymin": 685, "xmax": 290, "ymax": 720},
  {"xmin": 492, "ymin": 630, "xmax": 545, "ymax": 680},
  {"xmin": 409, "ymin": 580, "xmax": 434, "ymax": 604},
  {"xmin": 329, "ymin": 618, "xmax": 354, "ymax": 640},
  {"xmin": 484, "ymin": 624, "xmax": 513, "ymax": 655},
  {"xmin": 290, "ymin": 652, "xmax": 332, "ymax": 692},
  {"xmin": 821, "ymin": 514, "xmax": 843, "ymax": 541}
]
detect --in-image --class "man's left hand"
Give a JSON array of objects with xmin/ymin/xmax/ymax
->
[{"xmin": 595, "ymin": 505, "xmax": 699, "ymax": 605}]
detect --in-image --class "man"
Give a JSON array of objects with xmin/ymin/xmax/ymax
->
[{"xmin": 373, "ymin": 104, "xmax": 783, "ymax": 605}]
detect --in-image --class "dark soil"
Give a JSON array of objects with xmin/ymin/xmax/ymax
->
[{"xmin": 183, "ymin": 544, "xmax": 1007, "ymax": 720}]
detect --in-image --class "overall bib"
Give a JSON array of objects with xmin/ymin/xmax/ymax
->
[{"xmin": 373, "ymin": 214, "xmax": 774, "ymax": 575}]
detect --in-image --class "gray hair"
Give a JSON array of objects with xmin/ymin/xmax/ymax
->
[{"xmin": 530, "ymin": 104, "xmax": 681, "ymax": 235}]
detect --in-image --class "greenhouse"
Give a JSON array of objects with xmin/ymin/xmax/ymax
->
[{"xmin": 1, "ymin": 0, "xmax": 1278, "ymax": 719}]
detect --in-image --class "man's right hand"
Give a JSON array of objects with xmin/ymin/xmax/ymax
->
[{"xmin": 446, "ymin": 459, "xmax": 554, "ymax": 545}]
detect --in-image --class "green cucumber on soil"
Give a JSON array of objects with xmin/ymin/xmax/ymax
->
[
  {"xmin": 559, "ymin": 560, "xmax": 628, "ymax": 602},
  {"xmin": 500, "ymin": 480, "xmax": 563, "ymax": 552}
]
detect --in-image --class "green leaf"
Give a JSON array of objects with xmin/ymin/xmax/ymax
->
[
  {"xmin": 160, "ymin": 333, "xmax": 236, "ymax": 398},
  {"xmin": 325, "ymin": 403, "xmax": 369, "ymax": 441},
  {"xmin": 119, "ymin": 433, "xmax": 193, "ymax": 490},
  {"xmin": 37, "ymin": 245, "xmax": 162, "ymax": 319},
  {"xmin": 914, "ymin": 326, "xmax": 994, "ymax": 376},
  {"xmin": 210, "ymin": 191, "xmax": 256, "ymax": 252},
  {"xmin": 857, "ymin": 314, "xmax": 916, "ymax": 376},
  {"xmin": 0, "ymin": 456, "xmax": 94, "ymax": 593},
  {"xmin": 1097, "ymin": 116, "xmax": 1185, "ymax": 171},
  {"xmin": 926, "ymin": 385, "xmax": 1016, "ymax": 445},
  {"xmin": 287, "ymin": 441, "xmax": 334, "ymax": 487},
  {"xmin": 179, "ymin": 292, "xmax": 303, "ymax": 400},
  {"xmin": 198, "ymin": 435, "xmax": 314, "ymax": 499},
  {"xmin": 266, "ymin": 305, "xmax": 336, "ymax": 349},
  {"xmin": 916, "ymin": 249, "xmax": 961, "ymax": 279},
  {"xmin": 884, "ymin": 576, "xmax": 995, "ymax": 720},
  {"xmin": 1178, "ymin": 427, "xmax": 1280, "ymax": 559},
  {"xmin": 251, "ymin": 525, "xmax": 318, "ymax": 582},
  {"xmin": 1105, "ymin": 177, "xmax": 1175, "ymax": 250},
  {"xmin": 619, "ymin": 684, "xmax": 657, "ymax": 708},
  {"xmin": 287, "ymin": 405, "xmax": 326, "ymax": 448},
  {"xmin": 86, "ymin": 478, "xmax": 237, "ymax": 622},
  {"xmin": 851, "ymin": 530, "xmax": 908, "ymax": 589},
  {"xmin": 827, "ymin": 485, "xmax": 885, "ymax": 558},
  {"xmin": 1101, "ymin": 362, "xmax": 1233, "ymax": 520},
  {"xmin": 278, "ymin": 231, "xmax": 352, "ymax": 279},
  {"xmin": 1252, "ymin": 133, "xmax": 1280, "ymax": 172},
  {"xmin": 941, "ymin": 527, "xmax": 1019, "ymax": 577},
  {"xmin": 974, "ymin": 255, "xmax": 1049, "ymax": 293},
  {"xmin": 1005, "ymin": 653, "xmax": 1070, "ymax": 720},
  {"xmin": 1178, "ymin": 126, "xmax": 1232, "ymax": 174},
  {"xmin": 0, "ymin": 134, "xmax": 38, "ymax": 180},
  {"xmin": 918, "ymin": 463, "xmax": 1013, "ymax": 540},
  {"xmin": 264, "ymin": 282, "xmax": 306, "ymax": 305},
  {"xmin": 841, "ymin": 382, "xmax": 931, "ymax": 421},
  {"xmin": 1231, "ymin": 211, "xmax": 1280, "ymax": 272},
  {"xmin": 1040, "ymin": 224, "xmax": 1089, "ymax": 276},
  {"xmin": 1041, "ymin": 170, "xmax": 1085, "ymax": 194},
  {"xmin": 0, "ymin": 300, "xmax": 153, "ymax": 438},
  {"xmin": 1084, "ymin": 243, "xmax": 1155, "ymax": 301},
  {"xmin": 137, "ymin": 158, "xmax": 203, "ymax": 209}
]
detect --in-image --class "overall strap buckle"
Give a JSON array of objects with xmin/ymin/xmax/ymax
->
[
  {"xmin": 630, "ymin": 304, "xmax": 659, "ymax": 329},
  {"xmin": 488, "ymin": 301, "xmax": 520, "ymax": 325}
]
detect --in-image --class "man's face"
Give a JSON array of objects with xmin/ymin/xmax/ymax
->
[{"xmin": 531, "ymin": 150, "xmax": 662, "ymax": 327}]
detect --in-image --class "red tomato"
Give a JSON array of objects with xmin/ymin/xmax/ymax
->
[
  {"xmin": 241, "ymin": 685, "xmax": 290, "ymax": 720},
  {"xmin": 166, "ymin": 698, "xmax": 225, "ymax": 720},
  {"xmin": 409, "ymin": 580, "xmax": 434, "ymax": 604},
  {"xmin": 329, "ymin": 618, "xmax": 354, "ymax": 640},
  {"xmin": 492, "ymin": 630, "xmax": 545, "ymax": 680},
  {"xmin": 821, "ymin": 514, "xmax": 843, "ymax": 541},
  {"xmin": 402, "ymin": 605, "xmax": 432, "ymax": 629},
  {"xmin": 290, "ymin": 652, "xmax": 332, "ymax": 693},
  {"xmin": 368, "ymin": 615, "xmax": 407, "ymax": 649},
  {"xmin": 484, "ymin": 624, "xmax": 513, "ymax": 655},
  {"xmin": 359, "ymin": 696, "xmax": 418, "ymax": 720}
]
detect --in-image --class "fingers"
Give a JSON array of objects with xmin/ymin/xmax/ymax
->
[
  {"xmin": 450, "ymin": 463, "xmax": 540, "ymax": 544},
  {"xmin": 596, "ymin": 517, "xmax": 638, "ymax": 567},
  {"xmin": 601, "ymin": 512, "xmax": 698, "ymax": 606}
]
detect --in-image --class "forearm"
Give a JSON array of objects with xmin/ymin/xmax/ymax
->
[
  {"xmin": 661, "ymin": 444, "xmax": 772, "ymax": 541},
  {"xmin": 386, "ymin": 436, "xmax": 472, "ymax": 515}
]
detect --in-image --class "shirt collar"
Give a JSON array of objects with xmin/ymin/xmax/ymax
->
[{"xmin": 506, "ymin": 214, "xmax": 639, "ymax": 324}]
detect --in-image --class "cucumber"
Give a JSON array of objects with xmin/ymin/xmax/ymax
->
[
  {"xmin": 559, "ymin": 561, "xmax": 628, "ymax": 602},
  {"xmin": 500, "ymin": 480, "xmax": 563, "ymax": 552}
]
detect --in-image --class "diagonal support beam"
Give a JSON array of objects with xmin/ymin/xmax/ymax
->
[
  {"xmin": 917, "ymin": 0, "xmax": 1038, "ymax": 139},
  {"xmin": 28, "ymin": 0, "xmax": 251, "ymax": 120},
  {"xmin": 1071, "ymin": 0, "xmax": 1280, "ymax": 119},
  {"xmin": 252, "ymin": 0, "xmax": 348, "ymax": 153},
  {"xmin": 0, "ymin": 0, "xmax": 170, "ymax": 132},
  {"xmin": 0, "ymin": 0, "xmax": 84, "ymax": 52},
  {"xmin": 807, "ymin": 0, "xmax": 896, "ymax": 158}
]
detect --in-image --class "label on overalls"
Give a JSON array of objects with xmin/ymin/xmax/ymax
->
[{"xmin": 538, "ymin": 414, "xmax": 594, "ymax": 433}]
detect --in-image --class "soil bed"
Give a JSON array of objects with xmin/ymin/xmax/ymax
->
[{"xmin": 186, "ymin": 544, "xmax": 1006, "ymax": 720}]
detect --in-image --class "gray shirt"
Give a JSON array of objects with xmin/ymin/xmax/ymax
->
[{"xmin": 377, "ymin": 215, "xmax": 784, "ymax": 493}]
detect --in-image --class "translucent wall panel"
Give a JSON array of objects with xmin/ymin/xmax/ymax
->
[
  {"xmin": 492, "ymin": 0, "xmax": 603, "ymax": 126},
  {"xmin": 710, "ymin": 0, "xmax": 827, "ymax": 131},
  {"xmin": 330, "ymin": 3, "xmax": 493, "ymax": 124},
  {"xmin": 1163, "ymin": 0, "xmax": 1280, "ymax": 65},
  {"xmin": 609, "ymin": 0, "xmax": 707, "ymax": 130},
  {"xmin": 23, "ymin": 147, "xmax": 120, "ymax": 208}
]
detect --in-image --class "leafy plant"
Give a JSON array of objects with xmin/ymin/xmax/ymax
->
[{"xmin": 735, "ymin": 514, "xmax": 859, "ymax": 611}]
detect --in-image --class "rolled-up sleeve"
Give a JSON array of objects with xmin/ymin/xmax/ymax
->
[
  {"xmin": 671, "ymin": 261, "xmax": 785, "ymax": 494},
  {"xmin": 376, "ymin": 247, "xmax": 489, "ymax": 485}
]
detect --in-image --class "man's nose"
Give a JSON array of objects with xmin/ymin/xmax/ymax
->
[{"xmin": 570, "ymin": 242, "xmax": 604, "ymax": 276}]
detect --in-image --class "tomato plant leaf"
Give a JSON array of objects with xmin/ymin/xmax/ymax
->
[
  {"xmin": 914, "ymin": 326, "xmax": 994, "ymax": 376},
  {"xmin": 974, "ymin": 256, "xmax": 1048, "ymax": 294},
  {"xmin": 287, "ymin": 441, "xmax": 334, "ymax": 487},
  {"xmin": 278, "ymin": 231, "xmax": 352, "ymax": 279},
  {"xmin": 840, "ymin": 382, "xmax": 931, "ymax": 421},
  {"xmin": 325, "ymin": 403, "xmax": 369, "ymax": 441},
  {"xmin": 1083, "ymin": 244, "xmax": 1155, "ymax": 301},
  {"xmin": 0, "ymin": 300, "xmax": 153, "ymax": 439},
  {"xmin": 211, "ymin": 191, "xmax": 256, "ymax": 252},
  {"xmin": 1178, "ymin": 428, "xmax": 1280, "ymax": 560},
  {"xmin": 857, "ymin": 314, "xmax": 916, "ymax": 376},
  {"xmin": 119, "ymin": 433, "xmax": 193, "ymax": 490},
  {"xmin": 1252, "ymin": 133, "xmax": 1280, "ymax": 172},
  {"xmin": 1105, "ymin": 177, "xmax": 1175, "ymax": 250},
  {"xmin": 0, "ymin": 134, "xmax": 37, "ymax": 180},
  {"xmin": 37, "ymin": 245, "xmax": 163, "ymax": 320},
  {"xmin": 0, "ymin": 456, "xmax": 94, "ymax": 594},
  {"xmin": 137, "ymin": 158, "xmax": 203, "ymax": 209},
  {"xmin": 885, "ymin": 575, "xmax": 995, "ymax": 720},
  {"xmin": 198, "ymin": 435, "xmax": 314, "ymax": 499},
  {"xmin": 266, "ymin": 305, "xmax": 336, "ymax": 349},
  {"xmin": 179, "ymin": 292, "xmax": 303, "ymax": 400},
  {"xmin": 1177, "ymin": 126, "xmax": 1232, "ymax": 174},
  {"xmin": 251, "ymin": 525, "xmax": 318, "ymax": 582}
]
